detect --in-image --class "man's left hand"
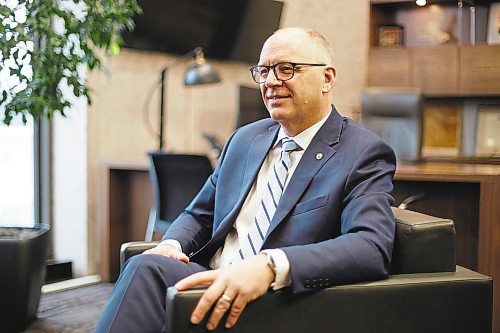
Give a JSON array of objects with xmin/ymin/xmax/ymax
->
[{"xmin": 174, "ymin": 254, "xmax": 275, "ymax": 330}]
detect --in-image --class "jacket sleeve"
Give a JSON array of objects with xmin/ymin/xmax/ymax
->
[{"xmin": 283, "ymin": 139, "xmax": 396, "ymax": 293}]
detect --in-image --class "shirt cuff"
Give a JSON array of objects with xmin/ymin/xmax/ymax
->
[
  {"xmin": 260, "ymin": 249, "xmax": 291, "ymax": 290},
  {"xmin": 159, "ymin": 239, "xmax": 183, "ymax": 253}
]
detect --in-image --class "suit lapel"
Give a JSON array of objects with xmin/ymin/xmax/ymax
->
[
  {"xmin": 211, "ymin": 124, "xmax": 279, "ymax": 241},
  {"xmin": 265, "ymin": 109, "xmax": 345, "ymax": 238}
]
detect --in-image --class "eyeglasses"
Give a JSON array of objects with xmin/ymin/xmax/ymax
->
[{"xmin": 249, "ymin": 62, "xmax": 326, "ymax": 84}]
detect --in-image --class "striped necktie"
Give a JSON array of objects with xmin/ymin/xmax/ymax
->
[{"xmin": 234, "ymin": 137, "xmax": 301, "ymax": 261}]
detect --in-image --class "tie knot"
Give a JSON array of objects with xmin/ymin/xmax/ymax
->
[{"xmin": 281, "ymin": 138, "xmax": 301, "ymax": 153}]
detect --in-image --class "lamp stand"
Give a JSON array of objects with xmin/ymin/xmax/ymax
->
[{"xmin": 157, "ymin": 47, "xmax": 205, "ymax": 151}]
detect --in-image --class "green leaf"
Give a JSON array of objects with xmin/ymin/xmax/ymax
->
[
  {"xmin": 1, "ymin": 0, "xmax": 141, "ymax": 124},
  {"xmin": 110, "ymin": 39, "xmax": 120, "ymax": 55}
]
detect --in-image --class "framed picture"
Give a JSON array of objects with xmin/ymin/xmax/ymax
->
[
  {"xmin": 376, "ymin": 24, "xmax": 404, "ymax": 47},
  {"xmin": 487, "ymin": 2, "xmax": 500, "ymax": 44},
  {"xmin": 475, "ymin": 106, "xmax": 500, "ymax": 156}
]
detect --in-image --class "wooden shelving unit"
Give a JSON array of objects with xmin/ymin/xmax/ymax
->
[
  {"xmin": 368, "ymin": 2, "xmax": 500, "ymax": 331},
  {"xmin": 368, "ymin": 1, "xmax": 500, "ymax": 156}
]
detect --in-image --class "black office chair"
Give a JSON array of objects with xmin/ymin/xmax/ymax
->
[
  {"xmin": 145, "ymin": 153, "xmax": 213, "ymax": 241},
  {"xmin": 361, "ymin": 87, "xmax": 424, "ymax": 162}
]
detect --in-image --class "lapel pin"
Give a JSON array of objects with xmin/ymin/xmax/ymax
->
[{"xmin": 316, "ymin": 152, "xmax": 324, "ymax": 160}]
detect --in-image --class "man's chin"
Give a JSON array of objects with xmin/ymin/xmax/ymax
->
[{"xmin": 268, "ymin": 108, "xmax": 291, "ymax": 123}]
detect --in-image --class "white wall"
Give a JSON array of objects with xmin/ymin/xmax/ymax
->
[
  {"xmin": 51, "ymin": 0, "xmax": 88, "ymax": 277},
  {"xmin": 53, "ymin": 92, "xmax": 88, "ymax": 277}
]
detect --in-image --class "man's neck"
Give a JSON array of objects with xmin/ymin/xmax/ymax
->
[{"xmin": 282, "ymin": 106, "xmax": 332, "ymax": 137}]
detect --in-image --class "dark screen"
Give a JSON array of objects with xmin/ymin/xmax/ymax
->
[{"xmin": 121, "ymin": 0, "xmax": 283, "ymax": 63}]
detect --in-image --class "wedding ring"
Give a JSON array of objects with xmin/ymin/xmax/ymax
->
[{"xmin": 221, "ymin": 294, "xmax": 232, "ymax": 303}]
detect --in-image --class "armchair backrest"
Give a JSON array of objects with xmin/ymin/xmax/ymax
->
[{"xmin": 361, "ymin": 87, "xmax": 423, "ymax": 162}]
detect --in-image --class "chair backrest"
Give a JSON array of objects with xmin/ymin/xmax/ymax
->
[
  {"xmin": 361, "ymin": 87, "xmax": 423, "ymax": 162},
  {"xmin": 146, "ymin": 153, "xmax": 213, "ymax": 240}
]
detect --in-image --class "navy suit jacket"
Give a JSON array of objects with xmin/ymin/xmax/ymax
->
[{"xmin": 164, "ymin": 107, "xmax": 396, "ymax": 293}]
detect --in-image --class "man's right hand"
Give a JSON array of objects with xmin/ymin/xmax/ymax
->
[{"xmin": 143, "ymin": 243, "xmax": 190, "ymax": 263}]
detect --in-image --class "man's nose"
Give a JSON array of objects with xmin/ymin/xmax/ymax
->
[{"xmin": 265, "ymin": 69, "xmax": 282, "ymax": 87}]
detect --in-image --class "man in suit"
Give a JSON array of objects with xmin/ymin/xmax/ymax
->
[{"xmin": 96, "ymin": 27, "xmax": 396, "ymax": 332}]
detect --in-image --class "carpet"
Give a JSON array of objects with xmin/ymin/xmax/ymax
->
[{"xmin": 22, "ymin": 283, "xmax": 113, "ymax": 333}]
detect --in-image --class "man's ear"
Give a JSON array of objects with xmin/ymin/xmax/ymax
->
[{"xmin": 322, "ymin": 66, "xmax": 336, "ymax": 93}]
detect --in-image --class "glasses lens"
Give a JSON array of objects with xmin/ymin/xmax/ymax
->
[
  {"xmin": 251, "ymin": 66, "xmax": 268, "ymax": 83},
  {"xmin": 251, "ymin": 63, "xmax": 295, "ymax": 83},
  {"xmin": 275, "ymin": 63, "xmax": 294, "ymax": 81}
]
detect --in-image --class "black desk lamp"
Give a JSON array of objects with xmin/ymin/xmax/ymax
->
[{"xmin": 158, "ymin": 47, "xmax": 220, "ymax": 151}]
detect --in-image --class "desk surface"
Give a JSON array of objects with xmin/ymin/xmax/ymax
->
[
  {"xmin": 396, "ymin": 162, "xmax": 500, "ymax": 182},
  {"xmin": 104, "ymin": 159, "xmax": 500, "ymax": 176}
]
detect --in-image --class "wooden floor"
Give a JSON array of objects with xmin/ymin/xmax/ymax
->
[{"xmin": 22, "ymin": 283, "xmax": 113, "ymax": 333}]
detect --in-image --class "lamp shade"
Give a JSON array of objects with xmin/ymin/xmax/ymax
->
[{"xmin": 184, "ymin": 63, "xmax": 221, "ymax": 86}]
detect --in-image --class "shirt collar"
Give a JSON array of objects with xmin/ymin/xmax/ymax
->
[{"xmin": 274, "ymin": 109, "xmax": 331, "ymax": 151}]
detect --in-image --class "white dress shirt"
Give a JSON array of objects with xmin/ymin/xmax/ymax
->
[{"xmin": 163, "ymin": 111, "xmax": 331, "ymax": 290}]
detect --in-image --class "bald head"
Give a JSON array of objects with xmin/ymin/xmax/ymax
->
[{"xmin": 265, "ymin": 28, "xmax": 335, "ymax": 65}]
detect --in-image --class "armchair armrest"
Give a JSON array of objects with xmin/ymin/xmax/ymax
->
[
  {"xmin": 391, "ymin": 207, "xmax": 455, "ymax": 274},
  {"xmin": 165, "ymin": 266, "xmax": 492, "ymax": 333},
  {"xmin": 120, "ymin": 241, "xmax": 159, "ymax": 269}
]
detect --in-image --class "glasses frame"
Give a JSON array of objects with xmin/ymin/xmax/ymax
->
[{"xmin": 249, "ymin": 62, "xmax": 327, "ymax": 84}]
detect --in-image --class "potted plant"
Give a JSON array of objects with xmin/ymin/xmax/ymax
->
[
  {"xmin": 0, "ymin": 0, "xmax": 141, "ymax": 330},
  {"xmin": 0, "ymin": 225, "xmax": 50, "ymax": 332}
]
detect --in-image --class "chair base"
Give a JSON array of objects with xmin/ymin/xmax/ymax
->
[{"xmin": 166, "ymin": 266, "xmax": 492, "ymax": 333}]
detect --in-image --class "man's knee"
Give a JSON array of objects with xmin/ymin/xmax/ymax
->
[
  {"xmin": 122, "ymin": 254, "xmax": 175, "ymax": 276},
  {"xmin": 121, "ymin": 254, "xmax": 203, "ymax": 287}
]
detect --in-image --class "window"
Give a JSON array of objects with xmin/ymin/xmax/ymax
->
[{"xmin": 0, "ymin": 118, "xmax": 34, "ymax": 227}]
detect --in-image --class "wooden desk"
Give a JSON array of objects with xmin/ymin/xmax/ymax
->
[
  {"xmin": 394, "ymin": 162, "xmax": 500, "ymax": 332},
  {"xmin": 98, "ymin": 160, "xmax": 499, "ymax": 331}
]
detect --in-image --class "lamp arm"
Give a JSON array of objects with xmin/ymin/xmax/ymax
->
[
  {"xmin": 158, "ymin": 47, "xmax": 203, "ymax": 151},
  {"xmin": 159, "ymin": 47, "xmax": 203, "ymax": 78}
]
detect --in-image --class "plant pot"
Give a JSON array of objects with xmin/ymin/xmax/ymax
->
[{"xmin": 0, "ymin": 224, "xmax": 50, "ymax": 332}]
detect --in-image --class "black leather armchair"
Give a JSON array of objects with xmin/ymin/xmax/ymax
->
[{"xmin": 120, "ymin": 208, "xmax": 492, "ymax": 333}]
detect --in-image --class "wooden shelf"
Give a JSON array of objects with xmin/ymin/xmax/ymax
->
[
  {"xmin": 369, "ymin": 44, "xmax": 500, "ymax": 95},
  {"xmin": 461, "ymin": 44, "xmax": 500, "ymax": 94},
  {"xmin": 371, "ymin": 0, "xmax": 495, "ymax": 5}
]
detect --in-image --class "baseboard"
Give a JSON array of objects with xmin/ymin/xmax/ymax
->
[{"xmin": 42, "ymin": 274, "xmax": 102, "ymax": 294}]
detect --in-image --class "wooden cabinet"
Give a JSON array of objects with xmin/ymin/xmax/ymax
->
[
  {"xmin": 368, "ymin": 48, "xmax": 410, "ymax": 87},
  {"xmin": 460, "ymin": 44, "xmax": 500, "ymax": 94},
  {"xmin": 369, "ymin": 0, "xmax": 500, "ymax": 96},
  {"xmin": 412, "ymin": 45, "xmax": 459, "ymax": 95},
  {"xmin": 369, "ymin": 45, "xmax": 500, "ymax": 96}
]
